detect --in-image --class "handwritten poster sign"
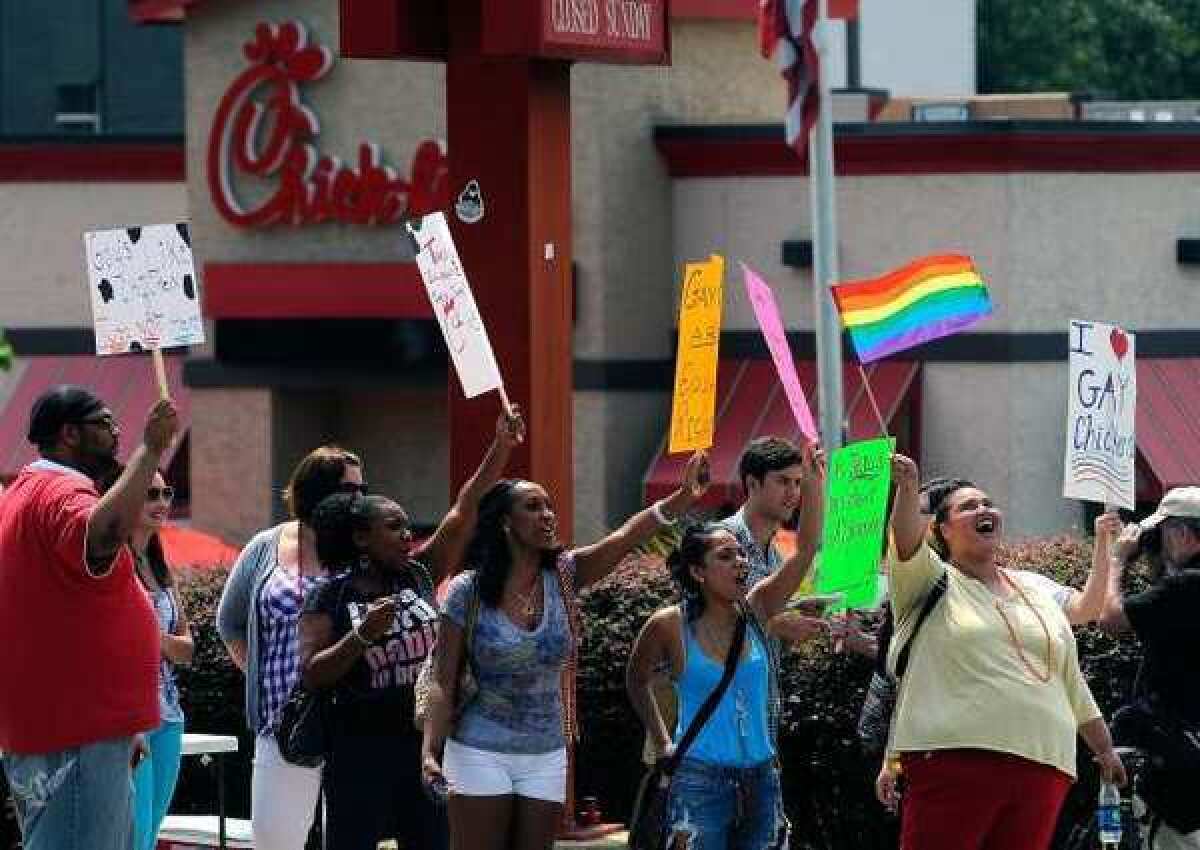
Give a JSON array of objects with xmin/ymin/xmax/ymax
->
[
  {"xmin": 669, "ymin": 255, "xmax": 724, "ymax": 454},
  {"xmin": 1063, "ymin": 319, "xmax": 1136, "ymax": 509},
  {"xmin": 742, "ymin": 263, "xmax": 818, "ymax": 443},
  {"xmin": 410, "ymin": 212, "xmax": 504, "ymax": 399},
  {"xmin": 84, "ymin": 223, "xmax": 204, "ymax": 355},
  {"xmin": 817, "ymin": 437, "xmax": 894, "ymax": 610}
]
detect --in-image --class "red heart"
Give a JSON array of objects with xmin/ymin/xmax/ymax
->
[{"xmin": 1110, "ymin": 328, "xmax": 1128, "ymax": 360}]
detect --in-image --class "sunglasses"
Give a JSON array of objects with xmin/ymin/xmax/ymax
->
[
  {"xmin": 147, "ymin": 486, "xmax": 175, "ymax": 502},
  {"xmin": 76, "ymin": 414, "xmax": 117, "ymax": 432},
  {"xmin": 338, "ymin": 482, "xmax": 369, "ymax": 496}
]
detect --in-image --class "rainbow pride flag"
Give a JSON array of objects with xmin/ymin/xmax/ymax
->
[{"xmin": 832, "ymin": 254, "xmax": 992, "ymax": 362}]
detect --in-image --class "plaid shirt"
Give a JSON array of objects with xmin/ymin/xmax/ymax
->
[{"xmin": 257, "ymin": 567, "xmax": 326, "ymax": 733}]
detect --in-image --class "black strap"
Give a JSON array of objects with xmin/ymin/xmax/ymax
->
[
  {"xmin": 663, "ymin": 614, "xmax": 748, "ymax": 774},
  {"xmin": 894, "ymin": 572, "xmax": 947, "ymax": 679}
]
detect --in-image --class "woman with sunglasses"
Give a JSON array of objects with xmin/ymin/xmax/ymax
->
[
  {"xmin": 130, "ymin": 473, "xmax": 192, "ymax": 850},
  {"xmin": 884, "ymin": 454, "xmax": 1125, "ymax": 850},
  {"xmin": 94, "ymin": 466, "xmax": 193, "ymax": 850},
  {"xmin": 217, "ymin": 444, "xmax": 365, "ymax": 850},
  {"xmin": 297, "ymin": 409, "xmax": 524, "ymax": 850}
]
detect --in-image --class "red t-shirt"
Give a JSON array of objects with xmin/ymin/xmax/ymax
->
[{"xmin": 0, "ymin": 464, "xmax": 160, "ymax": 753}]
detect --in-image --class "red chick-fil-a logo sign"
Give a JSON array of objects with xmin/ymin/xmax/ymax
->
[{"xmin": 207, "ymin": 20, "xmax": 449, "ymax": 228}]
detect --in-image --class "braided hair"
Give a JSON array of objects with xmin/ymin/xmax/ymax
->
[
  {"xmin": 466, "ymin": 479, "xmax": 561, "ymax": 608},
  {"xmin": 667, "ymin": 521, "xmax": 725, "ymax": 621}
]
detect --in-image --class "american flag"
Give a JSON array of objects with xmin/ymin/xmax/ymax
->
[{"xmin": 759, "ymin": 0, "xmax": 820, "ymax": 159}]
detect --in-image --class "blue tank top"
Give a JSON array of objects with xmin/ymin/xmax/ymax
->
[{"xmin": 673, "ymin": 616, "xmax": 774, "ymax": 766}]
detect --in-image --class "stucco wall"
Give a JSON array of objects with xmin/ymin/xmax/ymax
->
[
  {"xmin": 670, "ymin": 168, "xmax": 1200, "ymax": 535},
  {"xmin": 0, "ymin": 182, "xmax": 188, "ymax": 327},
  {"xmin": 674, "ymin": 171, "xmax": 1200, "ymax": 332}
]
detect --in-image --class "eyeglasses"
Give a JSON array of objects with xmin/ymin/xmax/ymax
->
[
  {"xmin": 147, "ymin": 486, "xmax": 175, "ymax": 502},
  {"xmin": 338, "ymin": 482, "xmax": 369, "ymax": 496}
]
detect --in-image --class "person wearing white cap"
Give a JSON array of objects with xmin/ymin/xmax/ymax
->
[{"xmin": 1100, "ymin": 486, "xmax": 1200, "ymax": 848}]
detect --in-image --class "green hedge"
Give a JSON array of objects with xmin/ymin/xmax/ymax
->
[
  {"xmin": 574, "ymin": 537, "xmax": 1152, "ymax": 850},
  {"xmin": 171, "ymin": 539, "xmax": 1152, "ymax": 846}
]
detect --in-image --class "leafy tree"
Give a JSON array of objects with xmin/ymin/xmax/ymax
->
[{"xmin": 978, "ymin": 0, "xmax": 1200, "ymax": 100}]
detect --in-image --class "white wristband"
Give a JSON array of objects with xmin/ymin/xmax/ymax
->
[{"xmin": 650, "ymin": 500, "xmax": 677, "ymax": 526}]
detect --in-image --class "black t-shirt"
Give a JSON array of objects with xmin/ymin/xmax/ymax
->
[
  {"xmin": 306, "ymin": 566, "xmax": 438, "ymax": 729},
  {"xmin": 1125, "ymin": 562, "xmax": 1200, "ymax": 725}
]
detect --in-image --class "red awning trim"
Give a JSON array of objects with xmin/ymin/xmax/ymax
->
[
  {"xmin": 1136, "ymin": 358, "xmax": 1200, "ymax": 500},
  {"xmin": 0, "ymin": 354, "xmax": 191, "ymax": 478},
  {"xmin": 203, "ymin": 262, "xmax": 432, "ymax": 320},
  {"xmin": 642, "ymin": 358, "xmax": 920, "ymax": 509}
]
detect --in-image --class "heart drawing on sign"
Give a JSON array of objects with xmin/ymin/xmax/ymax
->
[{"xmin": 1110, "ymin": 328, "xmax": 1129, "ymax": 360}]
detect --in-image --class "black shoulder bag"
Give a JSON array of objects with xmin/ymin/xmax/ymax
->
[
  {"xmin": 857, "ymin": 572, "xmax": 948, "ymax": 758},
  {"xmin": 628, "ymin": 614, "xmax": 748, "ymax": 850}
]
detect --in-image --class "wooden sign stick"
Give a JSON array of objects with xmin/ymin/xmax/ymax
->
[{"xmin": 152, "ymin": 349, "xmax": 170, "ymax": 400}]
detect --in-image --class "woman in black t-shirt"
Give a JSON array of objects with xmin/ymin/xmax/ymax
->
[
  {"xmin": 300, "ymin": 492, "xmax": 444, "ymax": 850},
  {"xmin": 297, "ymin": 409, "xmax": 523, "ymax": 850}
]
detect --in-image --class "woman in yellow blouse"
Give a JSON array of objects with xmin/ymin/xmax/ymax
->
[{"xmin": 886, "ymin": 454, "xmax": 1124, "ymax": 850}]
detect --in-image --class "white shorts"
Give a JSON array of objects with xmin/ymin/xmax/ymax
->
[{"xmin": 443, "ymin": 738, "xmax": 567, "ymax": 802}]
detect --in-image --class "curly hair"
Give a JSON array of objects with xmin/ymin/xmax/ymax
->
[
  {"xmin": 310, "ymin": 492, "xmax": 391, "ymax": 570},
  {"xmin": 667, "ymin": 521, "xmax": 725, "ymax": 621},
  {"xmin": 465, "ymin": 479, "xmax": 560, "ymax": 608}
]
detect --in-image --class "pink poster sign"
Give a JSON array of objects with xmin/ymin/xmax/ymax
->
[{"xmin": 741, "ymin": 263, "xmax": 819, "ymax": 443}]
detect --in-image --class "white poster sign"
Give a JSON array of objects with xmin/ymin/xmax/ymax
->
[
  {"xmin": 84, "ymin": 223, "xmax": 204, "ymax": 355},
  {"xmin": 1063, "ymin": 319, "xmax": 1137, "ymax": 509},
  {"xmin": 410, "ymin": 212, "xmax": 504, "ymax": 399}
]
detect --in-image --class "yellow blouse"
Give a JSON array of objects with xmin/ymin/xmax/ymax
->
[{"xmin": 887, "ymin": 543, "xmax": 1100, "ymax": 778}]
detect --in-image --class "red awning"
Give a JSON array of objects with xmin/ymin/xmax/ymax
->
[
  {"xmin": 643, "ymin": 359, "xmax": 920, "ymax": 510},
  {"xmin": 159, "ymin": 525, "xmax": 239, "ymax": 570},
  {"xmin": 1136, "ymin": 358, "xmax": 1200, "ymax": 501},
  {"xmin": 0, "ymin": 354, "xmax": 191, "ymax": 478}
]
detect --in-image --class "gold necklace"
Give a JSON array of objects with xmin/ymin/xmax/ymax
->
[
  {"xmin": 507, "ymin": 573, "xmax": 541, "ymax": 622},
  {"xmin": 992, "ymin": 571, "xmax": 1055, "ymax": 684}
]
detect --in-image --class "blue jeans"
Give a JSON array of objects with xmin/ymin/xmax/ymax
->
[
  {"xmin": 133, "ymin": 722, "xmax": 184, "ymax": 850},
  {"xmin": 665, "ymin": 758, "xmax": 790, "ymax": 850},
  {"xmin": 2, "ymin": 736, "xmax": 135, "ymax": 850}
]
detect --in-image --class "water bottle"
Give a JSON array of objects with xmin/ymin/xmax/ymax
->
[{"xmin": 1097, "ymin": 781, "xmax": 1122, "ymax": 848}]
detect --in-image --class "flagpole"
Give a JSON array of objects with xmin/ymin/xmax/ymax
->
[{"xmin": 809, "ymin": 0, "xmax": 844, "ymax": 449}]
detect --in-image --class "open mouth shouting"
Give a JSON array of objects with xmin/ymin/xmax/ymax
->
[{"xmin": 974, "ymin": 515, "xmax": 998, "ymax": 536}]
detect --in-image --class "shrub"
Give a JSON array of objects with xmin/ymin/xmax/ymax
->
[{"xmin": 575, "ymin": 536, "xmax": 1153, "ymax": 850}]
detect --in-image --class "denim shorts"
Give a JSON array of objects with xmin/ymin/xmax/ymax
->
[{"xmin": 665, "ymin": 758, "xmax": 790, "ymax": 850}]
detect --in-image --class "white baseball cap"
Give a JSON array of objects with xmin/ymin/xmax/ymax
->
[{"xmin": 1140, "ymin": 487, "xmax": 1200, "ymax": 532}]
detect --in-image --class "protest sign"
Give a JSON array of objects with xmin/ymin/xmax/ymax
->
[
  {"xmin": 84, "ymin": 223, "xmax": 203, "ymax": 398},
  {"xmin": 816, "ymin": 436, "xmax": 894, "ymax": 610},
  {"xmin": 410, "ymin": 212, "xmax": 507, "ymax": 404},
  {"xmin": 1063, "ymin": 319, "xmax": 1136, "ymax": 509},
  {"xmin": 669, "ymin": 255, "xmax": 724, "ymax": 454},
  {"xmin": 742, "ymin": 263, "xmax": 818, "ymax": 443}
]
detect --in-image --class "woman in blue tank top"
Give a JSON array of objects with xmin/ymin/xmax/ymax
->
[{"xmin": 627, "ymin": 446, "xmax": 825, "ymax": 850}]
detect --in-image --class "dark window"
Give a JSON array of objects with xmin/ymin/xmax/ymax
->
[{"xmin": 0, "ymin": 0, "xmax": 183, "ymax": 138}]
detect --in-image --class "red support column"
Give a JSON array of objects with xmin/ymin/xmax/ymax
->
[{"xmin": 445, "ymin": 3, "xmax": 575, "ymax": 540}]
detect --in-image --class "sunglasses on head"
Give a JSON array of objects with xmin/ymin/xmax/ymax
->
[
  {"xmin": 147, "ymin": 486, "xmax": 175, "ymax": 502},
  {"xmin": 338, "ymin": 482, "xmax": 369, "ymax": 496}
]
